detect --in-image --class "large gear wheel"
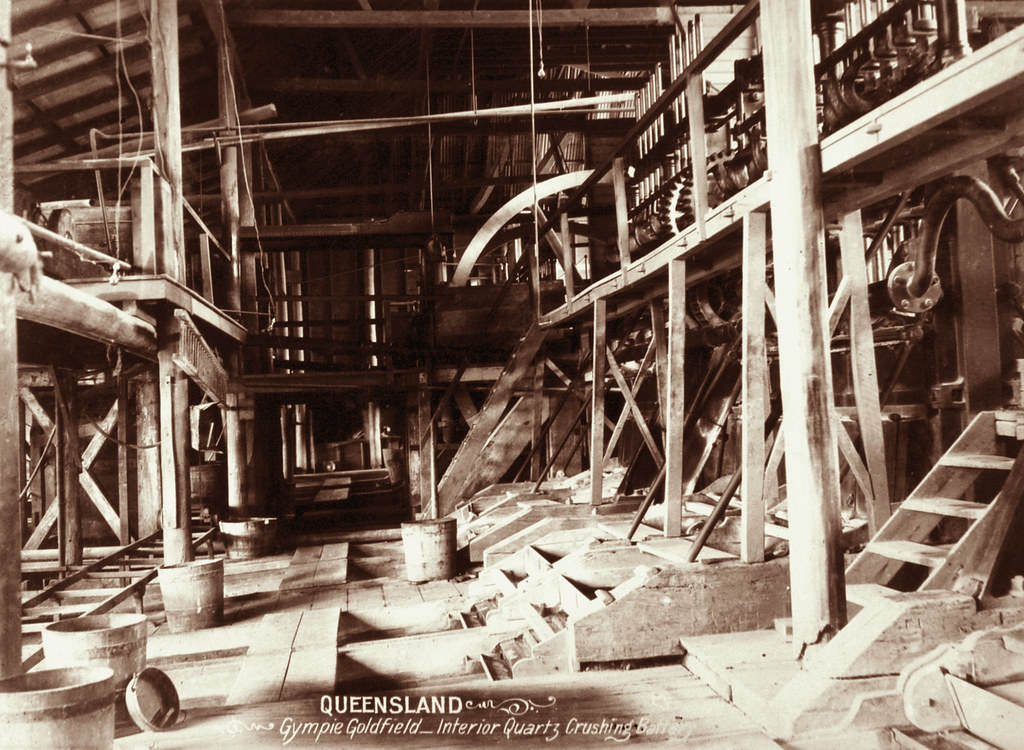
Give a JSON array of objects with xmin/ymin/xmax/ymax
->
[{"xmin": 657, "ymin": 173, "xmax": 695, "ymax": 235}]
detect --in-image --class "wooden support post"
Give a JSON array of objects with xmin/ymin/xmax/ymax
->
[
  {"xmin": 225, "ymin": 391, "xmax": 247, "ymax": 512},
  {"xmin": 282, "ymin": 405, "xmax": 295, "ymax": 483},
  {"xmin": 199, "ymin": 234, "xmax": 215, "ymax": 303},
  {"xmin": 612, "ymin": 156, "xmax": 632, "ymax": 268},
  {"xmin": 131, "ymin": 162, "xmax": 157, "ymax": 273},
  {"xmin": 149, "ymin": 0, "xmax": 186, "ymax": 282},
  {"xmin": 839, "ymin": 209, "xmax": 891, "ymax": 534},
  {"xmin": 418, "ymin": 379, "xmax": 436, "ymax": 518},
  {"xmin": 559, "ymin": 211, "xmax": 574, "ymax": 302},
  {"xmin": 117, "ymin": 369, "xmax": 131, "ymax": 543},
  {"xmin": 134, "ymin": 370, "xmax": 162, "ymax": 537},
  {"xmin": 650, "ymin": 300, "xmax": 668, "ymax": 434},
  {"xmin": 158, "ymin": 342, "xmax": 191, "ymax": 564},
  {"xmin": 527, "ymin": 231, "xmax": 541, "ymax": 321},
  {"xmin": 57, "ymin": 371, "xmax": 82, "ymax": 566},
  {"xmin": 531, "ymin": 361, "xmax": 547, "ymax": 479},
  {"xmin": 956, "ymin": 161, "xmax": 1003, "ymax": 418},
  {"xmin": 202, "ymin": 0, "xmax": 243, "ymax": 312},
  {"xmin": 762, "ymin": 0, "xmax": 846, "ymax": 649},
  {"xmin": 741, "ymin": 212, "xmax": 768, "ymax": 562},
  {"xmin": 0, "ymin": 0, "xmax": 21, "ymax": 673},
  {"xmin": 664, "ymin": 257, "xmax": 687, "ymax": 537},
  {"xmin": 589, "ymin": 300, "xmax": 608, "ymax": 506}
]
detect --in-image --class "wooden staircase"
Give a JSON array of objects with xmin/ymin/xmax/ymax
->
[
  {"xmin": 846, "ymin": 410, "xmax": 1024, "ymax": 604},
  {"xmin": 437, "ymin": 322, "xmax": 549, "ymax": 516}
]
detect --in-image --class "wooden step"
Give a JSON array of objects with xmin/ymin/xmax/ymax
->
[
  {"xmin": 940, "ymin": 453, "xmax": 1014, "ymax": 471},
  {"xmin": 845, "ymin": 583, "xmax": 900, "ymax": 607},
  {"xmin": 866, "ymin": 540, "xmax": 953, "ymax": 568},
  {"xmin": 900, "ymin": 497, "xmax": 988, "ymax": 519}
]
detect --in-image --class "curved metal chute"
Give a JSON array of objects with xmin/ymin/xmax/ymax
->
[{"xmin": 449, "ymin": 170, "xmax": 593, "ymax": 287}]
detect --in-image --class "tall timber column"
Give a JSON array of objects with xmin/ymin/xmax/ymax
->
[
  {"xmin": 201, "ymin": 0, "xmax": 242, "ymax": 311},
  {"xmin": 135, "ymin": 370, "xmax": 162, "ymax": 536},
  {"xmin": 0, "ymin": 0, "xmax": 22, "ymax": 678},
  {"xmin": 149, "ymin": 0, "xmax": 185, "ymax": 280},
  {"xmin": 158, "ymin": 321, "xmax": 192, "ymax": 564},
  {"xmin": 761, "ymin": 0, "xmax": 846, "ymax": 650}
]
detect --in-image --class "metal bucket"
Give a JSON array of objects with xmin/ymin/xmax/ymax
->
[
  {"xmin": 219, "ymin": 517, "xmax": 278, "ymax": 560},
  {"xmin": 401, "ymin": 518, "xmax": 458, "ymax": 582},
  {"xmin": 0, "ymin": 666, "xmax": 116, "ymax": 749},
  {"xmin": 42, "ymin": 614, "xmax": 148, "ymax": 689},
  {"xmin": 157, "ymin": 558, "xmax": 224, "ymax": 633}
]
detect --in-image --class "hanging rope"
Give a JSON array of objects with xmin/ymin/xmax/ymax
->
[
  {"xmin": 528, "ymin": 0, "xmax": 541, "ymax": 309},
  {"xmin": 426, "ymin": 52, "xmax": 436, "ymax": 236}
]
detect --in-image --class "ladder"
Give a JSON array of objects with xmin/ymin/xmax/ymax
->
[{"xmin": 846, "ymin": 411, "xmax": 1024, "ymax": 605}]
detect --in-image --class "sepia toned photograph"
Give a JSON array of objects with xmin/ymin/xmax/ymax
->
[{"xmin": 1, "ymin": 0, "xmax": 1023, "ymax": 747}]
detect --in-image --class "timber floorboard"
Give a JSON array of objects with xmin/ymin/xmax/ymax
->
[{"xmin": 115, "ymin": 664, "xmax": 787, "ymax": 749}]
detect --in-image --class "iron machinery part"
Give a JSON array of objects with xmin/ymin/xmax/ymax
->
[
  {"xmin": 895, "ymin": 164, "xmax": 1024, "ymax": 305},
  {"xmin": 888, "ymin": 260, "xmax": 942, "ymax": 313},
  {"xmin": 658, "ymin": 173, "xmax": 695, "ymax": 234}
]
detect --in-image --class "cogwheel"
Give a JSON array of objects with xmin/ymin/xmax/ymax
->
[{"xmin": 657, "ymin": 174, "xmax": 695, "ymax": 235}]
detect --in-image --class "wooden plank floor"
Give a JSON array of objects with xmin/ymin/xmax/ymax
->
[{"xmin": 116, "ymin": 664, "xmax": 786, "ymax": 748}]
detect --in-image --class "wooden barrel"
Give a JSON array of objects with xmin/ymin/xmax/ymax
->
[
  {"xmin": 42, "ymin": 614, "xmax": 148, "ymax": 689},
  {"xmin": 219, "ymin": 517, "xmax": 278, "ymax": 560},
  {"xmin": 401, "ymin": 518, "xmax": 458, "ymax": 582},
  {"xmin": 157, "ymin": 558, "xmax": 224, "ymax": 633},
  {"xmin": 0, "ymin": 666, "xmax": 116, "ymax": 749}
]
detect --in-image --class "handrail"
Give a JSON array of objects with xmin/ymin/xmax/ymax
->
[{"xmin": 535, "ymin": 0, "xmax": 761, "ymax": 241}]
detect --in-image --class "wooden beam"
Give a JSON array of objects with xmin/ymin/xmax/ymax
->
[
  {"xmin": 16, "ymin": 276, "xmax": 157, "ymax": 356},
  {"xmin": 605, "ymin": 345, "xmax": 663, "ymax": 465},
  {"xmin": 741, "ymin": 211, "xmax": 768, "ymax": 562},
  {"xmin": 0, "ymin": 0, "xmax": 21, "ymax": 678},
  {"xmin": 12, "ymin": 0, "xmax": 110, "ymax": 35},
  {"xmin": 664, "ymin": 257, "xmax": 686, "ymax": 537},
  {"xmin": 252, "ymin": 75, "xmax": 645, "ymax": 96},
  {"xmin": 762, "ymin": 0, "xmax": 846, "ymax": 650},
  {"xmin": 149, "ymin": 0, "xmax": 186, "ymax": 282},
  {"xmin": 232, "ymin": 8, "xmax": 675, "ymax": 28},
  {"xmin": 838, "ymin": 209, "xmax": 891, "ymax": 534},
  {"xmin": 590, "ymin": 299, "xmax": 608, "ymax": 506}
]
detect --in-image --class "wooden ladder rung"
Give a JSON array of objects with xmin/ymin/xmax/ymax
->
[
  {"xmin": 866, "ymin": 540, "xmax": 953, "ymax": 568},
  {"xmin": 900, "ymin": 497, "xmax": 988, "ymax": 519},
  {"xmin": 940, "ymin": 454, "xmax": 1015, "ymax": 471}
]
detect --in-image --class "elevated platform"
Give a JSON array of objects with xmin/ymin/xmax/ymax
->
[
  {"xmin": 68, "ymin": 274, "xmax": 247, "ymax": 342},
  {"xmin": 539, "ymin": 20, "xmax": 1024, "ymax": 328}
]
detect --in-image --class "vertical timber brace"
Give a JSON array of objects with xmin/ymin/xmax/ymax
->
[
  {"xmin": 664, "ymin": 257, "xmax": 687, "ymax": 536},
  {"xmin": 590, "ymin": 299, "xmax": 608, "ymax": 505},
  {"xmin": 762, "ymin": 0, "xmax": 846, "ymax": 651}
]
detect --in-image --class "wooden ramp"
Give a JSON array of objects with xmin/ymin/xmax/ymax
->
[
  {"xmin": 225, "ymin": 607, "xmax": 342, "ymax": 705},
  {"xmin": 279, "ymin": 544, "xmax": 349, "ymax": 591}
]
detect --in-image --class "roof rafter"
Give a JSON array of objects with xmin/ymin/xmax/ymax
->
[{"xmin": 230, "ymin": 8, "xmax": 674, "ymax": 29}]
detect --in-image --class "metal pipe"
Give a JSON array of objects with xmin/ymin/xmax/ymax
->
[
  {"xmin": 935, "ymin": 0, "xmax": 970, "ymax": 63},
  {"xmin": 903, "ymin": 170, "xmax": 1024, "ymax": 300},
  {"xmin": 23, "ymin": 218, "xmax": 129, "ymax": 270}
]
